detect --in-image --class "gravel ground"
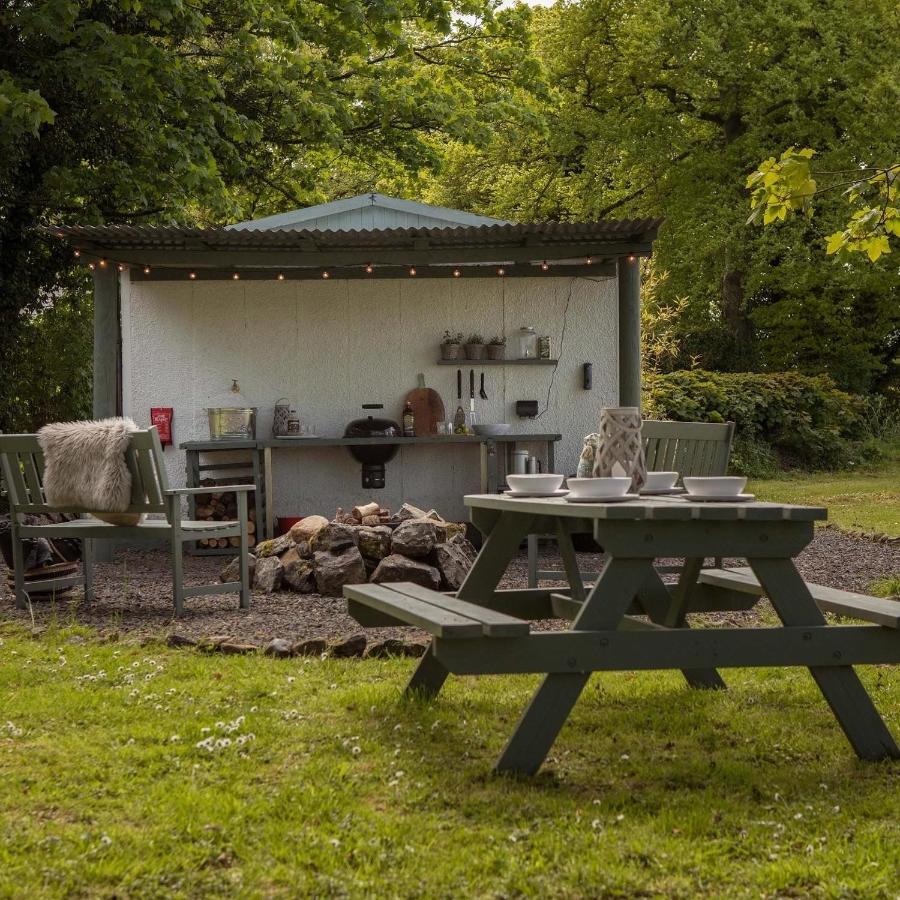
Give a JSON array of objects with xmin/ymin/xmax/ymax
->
[{"xmin": 0, "ymin": 527, "xmax": 896, "ymax": 645}]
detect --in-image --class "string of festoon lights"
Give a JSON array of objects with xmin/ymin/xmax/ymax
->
[{"xmin": 74, "ymin": 255, "xmax": 634, "ymax": 278}]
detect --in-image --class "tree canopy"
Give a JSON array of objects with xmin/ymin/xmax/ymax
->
[
  {"xmin": 423, "ymin": 0, "xmax": 900, "ymax": 391},
  {"xmin": 0, "ymin": 0, "xmax": 535, "ymax": 429}
]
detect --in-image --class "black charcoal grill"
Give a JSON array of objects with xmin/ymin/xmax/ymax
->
[{"xmin": 344, "ymin": 404, "xmax": 400, "ymax": 489}]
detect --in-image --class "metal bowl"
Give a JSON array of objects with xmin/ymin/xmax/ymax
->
[
  {"xmin": 207, "ymin": 407, "xmax": 257, "ymax": 440},
  {"xmin": 473, "ymin": 423, "xmax": 512, "ymax": 436}
]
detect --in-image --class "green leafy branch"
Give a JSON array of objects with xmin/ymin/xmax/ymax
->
[{"xmin": 747, "ymin": 148, "xmax": 899, "ymax": 261}]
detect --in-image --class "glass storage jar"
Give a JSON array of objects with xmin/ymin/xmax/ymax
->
[{"xmin": 517, "ymin": 326, "xmax": 538, "ymax": 359}]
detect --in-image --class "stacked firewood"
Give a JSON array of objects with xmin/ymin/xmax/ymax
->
[
  {"xmin": 193, "ymin": 477, "xmax": 257, "ymax": 549},
  {"xmin": 332, "ymin": 501, "xmax": 395, "ymax": 527}
]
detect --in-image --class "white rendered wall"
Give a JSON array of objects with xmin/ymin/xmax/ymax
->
[{"xmin": 120, "ymin": 275, "xmax": 618, "ymax": 520}]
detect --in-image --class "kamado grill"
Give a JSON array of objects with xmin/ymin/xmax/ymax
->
[{"xmin": 344, "ymin": 404, "xmax": 400, "ymax": 489}]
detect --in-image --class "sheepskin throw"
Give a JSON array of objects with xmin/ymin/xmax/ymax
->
[{"xmin": 38, "ymin": 417, "xmax": 138, "ymax": 514}]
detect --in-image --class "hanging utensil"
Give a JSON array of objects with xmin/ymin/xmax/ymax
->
[
  {"xmin": 453, "ymin": 368, "xmax": 466, "ymax": 432},
  {"xmin": 467, "ymin": 368, "xmax": 477, "ymax": 432},
  {"xmin": 479, "ymin": 372, "xmax": 487, "ymax": 400}
]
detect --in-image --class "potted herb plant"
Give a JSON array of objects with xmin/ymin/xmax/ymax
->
[
  {"xmin": 487, "ymin": 335, "xmax": 506, "ymax": 360},
  {"xmin": 464, "ymin": 333, "xmax": 486, "ymax": 360},
  {"xmin": 440, "ymin": 330, "xmax": 463, "ymax": 360}
]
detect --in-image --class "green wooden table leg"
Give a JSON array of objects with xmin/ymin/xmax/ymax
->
[
  {"xmin": 495, "ymin": 558, "xmax": 652, "ymax": 775},
  {"xmin": 404, "ymin": 511, "xmax": 535, "ymax": 700},
  {"xmin": 637, "ymin": 567, "xmax": 726, "ymax": 690},
  {"xmin": 555, "ymin": 522, "xmax": 586, "ymax": 604},
  {"xmin": 405, "ymin": 646, "xmax": 451, "ymax": 699},
  {"xmin": 751, "ymin": 557, "xmax": 900, "ymax": 761}
]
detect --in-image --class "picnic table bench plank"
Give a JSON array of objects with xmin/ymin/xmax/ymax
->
[
  {"xmin": 385, "ymin": 582, "xmax": 530, "ymax": 637},
  {"xmin": 699, "ymin": 567, "xmax": 900, "ymax": 629},
  {"xmin": 344, "ymin": 583, "xmax": 484, "ymax": 638}
]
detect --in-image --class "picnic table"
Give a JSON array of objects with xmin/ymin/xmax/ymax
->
[{"xmin": 346, "ymin": 494, "xmax": 900, "ymax": 775}]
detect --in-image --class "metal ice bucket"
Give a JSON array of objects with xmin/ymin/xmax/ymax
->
[{"xmin": 207, "ymin": 407, "xmax": 257, "ymax": 440}]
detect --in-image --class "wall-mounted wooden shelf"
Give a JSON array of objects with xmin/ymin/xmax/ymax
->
[{"xmin": 437, "ymin": 358, "xmax": 558, "ymax": 366}]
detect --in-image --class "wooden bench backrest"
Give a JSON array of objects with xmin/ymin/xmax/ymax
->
[
  {"xmin": 641, "ymin": 420, "xmax": 735, "ymax": 477},
  {"xmin": 0, "ymin": 427, "xmax": 171, "ymax": 516}
]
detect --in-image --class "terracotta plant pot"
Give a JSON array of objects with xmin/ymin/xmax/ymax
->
[
  {"xmin": 440, "ymin": 343, "xmax": 461, "ymax": 360},
  {"xmin": 464, "ymin": 343, "xmax": 486, "ymax": 360},
  {"xmin": 486, "ymin": 344, "xmax": 505, "ymax": 360}
]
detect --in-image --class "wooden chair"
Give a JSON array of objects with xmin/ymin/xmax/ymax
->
[
  {"xmin": 527, "ymin": 419, "xmax": 735, "ymax": 587},
  {"xmin": 0, "ymin": 427, "xmax": 252, "ymax": 616}
]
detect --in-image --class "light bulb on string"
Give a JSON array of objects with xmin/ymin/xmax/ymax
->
[
  {"xmin": 99, "ymin": 259, "xmax": 107, "ymax": 268},
  {"xmin": 277, "ymin": 272, "xmax": 285, "ymax": 280},
  {"xmin": 365, "ymin": 263, "xmax": 374, "ymax": 274},
  {"xmin": 541, "ymin": 260, "xmax": 549, "ymax": 271},
  {"xmin": 452, "ymin": 268, "xmax": 461, "ymax": 278},
  {"xmin": 497, "ymin": 267, "xmax": 506, "ymax": 277},
  {"xmin": 189, "ymin": 271, "xmax": 197, "ymax": 280},
  {"xmin": 409, "ymin": 266, "xmax": 417, "ymax": 277},
  {"xmin": 143, "ymin": 266, "xmax": 151, "ymax": 275},
  {"xmin": 322, "ymin": 270, "xmax": 331, "ymax": 279},
  {"xmin": 232, "ymin": 272, "xmax": 240, "ymax": 280}
]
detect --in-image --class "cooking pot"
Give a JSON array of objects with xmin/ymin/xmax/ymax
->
[{"xmin": 344, "ymin": 404, "xmax": 400, "ymax": 488}]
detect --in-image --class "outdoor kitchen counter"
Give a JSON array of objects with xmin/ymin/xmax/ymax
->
[{"xmin": 181, "ymin": 433, "xmax": 561, "ymax": 540}]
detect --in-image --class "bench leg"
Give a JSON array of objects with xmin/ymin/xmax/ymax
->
[
  {"xmin": 751, "ymin": 558, "xmax": 899, "ymax": 761},
  {"xmin": 527, "ymin": 535, "xmax": 539, "ymax": 589},
  {"xmin": 404, "ymin": 645, "xmax": 449, "ymax": 699},
  {"xmin": 82, "ymin": 539, "xmax": 94, "ymax": 604},
  {"xmin": 10, "ymin": 520, "xmax": 28, "ymax": 611},
  {"xmin": 237, "ymin": 492, "xmax": 251, "ymax": 610}
]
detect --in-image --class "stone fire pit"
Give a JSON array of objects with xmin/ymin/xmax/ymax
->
[{"xmin": 220, "ymin": 503, "xmax": 477, "ymax": 597}]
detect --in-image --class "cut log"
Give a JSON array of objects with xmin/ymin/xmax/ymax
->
[
  {"xmin": 353, "ymin": 501, "xmax": 381, "ymax": 520},
  {"xmin": 247, "ymin": 520, "xmax": 256, "ymax": 534},
  {"xmin": 228, "ymin": 537, "xmax": 240, "ymax": 547}
]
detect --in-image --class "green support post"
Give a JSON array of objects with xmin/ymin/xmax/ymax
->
[
  {"xmin": 92, "ymin": 264, "xmax": 120, "ymax": 419},
  {"xmin": 617, "ymin": 255, "xmax": 641, "ymax": 408}
]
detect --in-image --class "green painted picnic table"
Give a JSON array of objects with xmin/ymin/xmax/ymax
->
[{"xmin": 347, "ymin": 494, "xmax": 900, "ymax": 775}]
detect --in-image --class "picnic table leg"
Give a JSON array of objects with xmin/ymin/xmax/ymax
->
[
  {"xmin": 750, "ymin": 557, "xmax": 899, "ymax": 761},
  {"xmin": 404, "ymin": 511, "xmax": 535, "ymax": 700},
  {"xmin": 495, "ymin": 558, "xmax": 651, "ymax": 775},
  {"xmin": 637, "ymin": 565, "xmax": 726, "ymax": 691}
]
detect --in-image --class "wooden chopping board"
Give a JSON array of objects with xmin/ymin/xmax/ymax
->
[{"xmin": 404, "ymin": 374, "xmax": 446, "ymax": 437}]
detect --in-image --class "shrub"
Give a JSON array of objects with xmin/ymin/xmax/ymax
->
[{"xmin": 643, "ymin": 370, "xmax": 874, "ymax": 475}]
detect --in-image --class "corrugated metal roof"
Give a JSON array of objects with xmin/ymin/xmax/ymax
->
[{"xmin": 51, "ymin": 218, "xmax": 661, "ymax": 251}]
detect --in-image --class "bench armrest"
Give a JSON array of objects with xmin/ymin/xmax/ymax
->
[{"xmin": 166, "ymin": 485, "xmax": 255, "ymax": 495}]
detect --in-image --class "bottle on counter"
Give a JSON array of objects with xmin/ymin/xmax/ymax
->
[{"xmin": 402, "ymin": 401, "xmax": 415, "ymax": 436}]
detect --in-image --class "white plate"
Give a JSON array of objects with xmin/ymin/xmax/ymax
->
[
  {"xmin": 564, "ymin": 493, "xmax": 640, "ymax": 504},
  {"xmin": 504, "ymin": 489, "xmax": 570, "ymax": 498},
  {"xmin": 639, "ymin": 487, "xmax": 686, "ymax": 496},
  {"xmin": 684, "ymin": 492, "xmax": 756, "ymax": 503}
]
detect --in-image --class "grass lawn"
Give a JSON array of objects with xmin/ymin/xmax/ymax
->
[
  {"xmin": 2, "ymin": 623, "xmax": 899, "ymax": 898},
  {"xmin": 749, "ymin": 442, "xmax": 900, "ymax": 537}
]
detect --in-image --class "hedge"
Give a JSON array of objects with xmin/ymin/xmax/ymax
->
[{"xmin": 642, "ymin": 371, "xmax": 880, "ymax": 476}]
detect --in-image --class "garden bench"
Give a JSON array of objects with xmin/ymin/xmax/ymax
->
[
  {"xmin": 698, "ymin": 567, "xmax": 900, "ymax": 629},
  {"xmin": 345, "ymin": 581, "xmax": 531, "ymax": 638},
  {"xmin": 0, "ymin": 426, "xmax": 252, "ymax": 616},
  {"xmin": 528, "ymin": 419, "xmax": 735, "ymax": 586}
]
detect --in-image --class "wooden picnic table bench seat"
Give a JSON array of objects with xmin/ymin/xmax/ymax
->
[
  {"xmin": 698, "ymin": 567, "xmax": 900, "ymax": 629},
  {"xmin": 345, "ymin": 582, "xmax": 531, "ymax": 638}
]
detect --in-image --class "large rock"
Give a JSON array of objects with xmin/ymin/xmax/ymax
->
[
  {"xmin": 254, "ymin": 555, "xmax": 284, "ymax": 592},
  {"xmin": 281, "ymin": 548, "xmax": 316, "ymax": 592},
  {"xmin": 289, "ymin": 515, "xmax": 329, "ymax": 544},
  {"xmin": 371, "ymin": 553, "xmax": 441, "ymax": 590},
  {"xmin": 292, "ymin": 637, "xmax": 328, "ymax": 656},
  {"xmin": 263, "ymin": 638, "xmax": 293, "ymax": 658},
  {"xmin": 390, "ymin": 519, "xmax": 443, "ymax": 558},
  {"xmin": 328, "ymin": 632, "xmax": 368, "ymax": 658},
  {"xmin": 309, "ymin": 522, "xmax": 358, "ymax": 553},
  {"xmin": 293, "ymin": 540, "xmax": 312, "ymax": 559},
  {"xmin": 396, "ymin": 502, "xmax": 427, "ymax": 523},
  {"xmin": 432, "ymin": 534, "xmax": 477, "ymax": 590},
  {"xmin": 313, "ymin": 546, "xmax": 367, "ymax": 596},
  {"xmin": 356, "ymin": 525, "xmax": 393, "ymax": 561},
  {"xmin": 255, "ymin": 534, "xmax": 293, "ymax": 558},
  {"xmin": 219, "ymin": 553, "xmax": 256, "ymax": 584}
]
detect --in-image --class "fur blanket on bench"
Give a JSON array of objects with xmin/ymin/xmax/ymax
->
[{"xmin": 37, "ymin": 417, "xmax": 141, "ymax": 524}]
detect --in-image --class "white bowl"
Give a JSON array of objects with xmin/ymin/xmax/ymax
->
[
  {"xmin": 683, "ymin": 476, "xmax": 747, "ymax": 497},
  {"xmin": 643, "ymin": 471, "xmax": 679, "ymax": 491},
  {"xmin": 506, "ymin": 473, "xmax": 565, "ymax": 494},
  {"xmin": 566, "ymin": 477, "xmax": 631, "ymax": 498}
]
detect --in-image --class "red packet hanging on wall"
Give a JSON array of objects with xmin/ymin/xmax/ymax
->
[{"xmin": 151, "ymin": 408, "xmax": 174, "ymax": 447}]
